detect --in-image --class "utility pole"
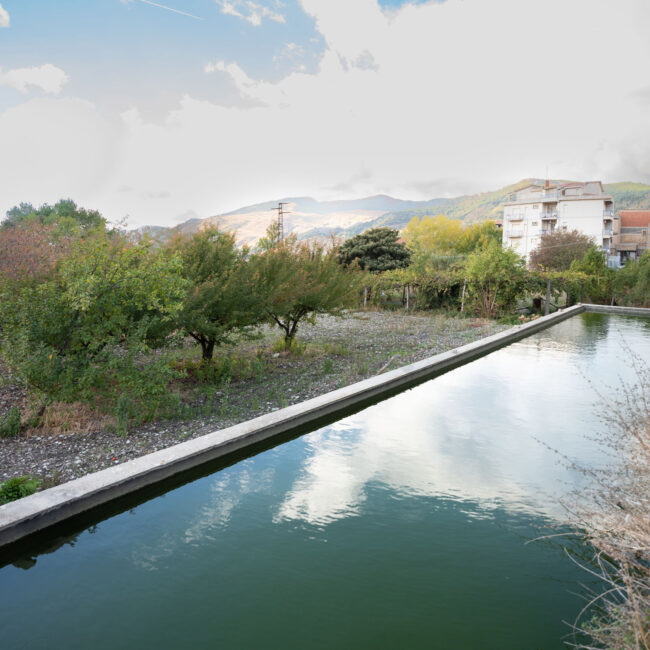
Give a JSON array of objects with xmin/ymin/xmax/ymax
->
[{"xmin": 274, "ymin": 202, "xmax": 289, "ymax": 242}]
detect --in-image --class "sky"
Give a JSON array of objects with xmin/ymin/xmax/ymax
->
[{"xmin": 1, "ymin": 0, "xmax": 649, "ymax": 227}]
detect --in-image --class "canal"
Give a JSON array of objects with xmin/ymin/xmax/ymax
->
[{"xmin": 1, "ymin": 312, "xmax": 648, "ymax": 649}]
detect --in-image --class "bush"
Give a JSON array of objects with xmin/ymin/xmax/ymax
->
[
  {"xmin": 463, "ymin": 242, "xmax": 529, "ymax": 318},
  {"xmin": 0, "ymin": 406, "xmax": 21, "ymax": 437},
  {"xmin": 0, "ymin": 476, "xmax": 40, "ymax": 505},
  {"xmin": 0, "ymin": 231, "xmax": 187, "ymax": 430}
]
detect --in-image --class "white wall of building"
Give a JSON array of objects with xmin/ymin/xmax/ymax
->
[{"xmin": 502, "ymin": 184, "xmax": 611, "ymax": 264}]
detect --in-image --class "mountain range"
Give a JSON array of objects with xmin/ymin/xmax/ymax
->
[{"xmin": 140, "ymin": 179, "xmax": 650, "ymax": 247}]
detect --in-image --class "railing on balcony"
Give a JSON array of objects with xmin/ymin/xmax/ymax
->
[
  {"xmin": 507, "ymin": 229, "xmax": 524, "ymax": 238},
  {"xmin": 506, "ymin": 215, "xmax": 524, "ymax": 221},
  {"xmin": 603, "ymin": 210, "xmax": 614, "ymax": 218},
  {"xmin": 541, "ymin": 212, "xmax": 558, "ymax": 220},
  {"xmin": 603, "ymin": 229, "xmax": 613, "ymax": 237}
]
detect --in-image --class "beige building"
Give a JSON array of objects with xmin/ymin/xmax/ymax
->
[{"xmin": 502, "ymin": 181, "xmax": 614, "ymax": 262}]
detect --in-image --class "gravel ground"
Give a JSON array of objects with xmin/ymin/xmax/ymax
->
[{"xmin": 0, "ymin": 311, "xmax": 508, "ymax": 489}]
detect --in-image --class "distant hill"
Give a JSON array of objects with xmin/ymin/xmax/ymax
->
[{"xmin": 140, "ymin": 179, "xmax": 650, "ymax": 246}]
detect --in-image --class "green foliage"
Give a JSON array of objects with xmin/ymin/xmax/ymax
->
[
  {"xmin": 173, "ymin": 228, "xmax": 263, "ymax": 360},
  {"xmin": 3, "ymin": 199, "xmax": 106, "ymax": 235},
  {"xmin": 569, "ymin": 246, "xmax": 613, "ymax": 304},
  {"xmin": 0, "ymin": 232, "xmax": 187, "ymax": 427},
  {"xmin": 528, "ymin": 229, "xmax": 593, "ymax": 271},
  {"xmin": 0, "ymin": 476, "xmax": 40, "ymax": 505},
  {"xmin": 613, "ymin": 251, "xmax": 650, "ymax": 307},
  {"xmin": 463, "ymin": 242, "xmax": 528, "ymax": 317},
  {"xmin": 253, "ymin": 239, "xmax": 361, "ymax": 346},
  {"xmin": 338, "ymin": 227, "xmax": 411, "ymax": 273},
  {"xmin": 0, "ymin": 407, "xmax": 21, "ymax": 437},
  {"xmin": 402, "ymin": 215, "xmax": 500, "ymax": 273}
]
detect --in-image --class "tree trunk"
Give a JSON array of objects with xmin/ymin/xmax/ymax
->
[
  {"xmin": 544, "ymin": 278, "xmax": 551, "ymax": 316},
  {"xmin": 201, "ymin": 339, "xmax": 215, "ymax": 361}
]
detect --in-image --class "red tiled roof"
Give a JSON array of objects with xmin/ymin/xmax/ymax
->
[{"xmin": 620, "ymin": 210, "xmax": 650, "ymax": 228}]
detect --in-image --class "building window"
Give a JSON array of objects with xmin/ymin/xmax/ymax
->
[
  {"xmin": 532, "ymin": 204, "xmax": 539, "ymax": 209},
  {"xmin": 532, "ymin": 221, "xmax": 538, "ymax": 226}
]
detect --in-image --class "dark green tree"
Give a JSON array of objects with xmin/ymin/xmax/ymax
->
[{"xmin": 338, "ymin": 227, "xmax": 411, "ymax": 273}]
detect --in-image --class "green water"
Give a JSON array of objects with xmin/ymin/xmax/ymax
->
[{"xmin": 1, "ymin": 313, "xmax": 649, "ymax": 649}]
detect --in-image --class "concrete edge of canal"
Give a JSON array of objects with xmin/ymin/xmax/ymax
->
[{"xmin": 1, "ymin": 303, "xmax": 648, "ymax": 549}]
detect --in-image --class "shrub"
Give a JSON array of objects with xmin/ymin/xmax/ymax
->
[
  {"xmin": 0, "ymin": 476, "xmax": 40, "ymax": 505},
  {"xmin": 0, "ymin": 231, "xmax": 187, "ymax": 429}
]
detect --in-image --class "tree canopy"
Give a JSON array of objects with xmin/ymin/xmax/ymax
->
[
  {"xmin": 173, "ymin": 228, "xmax": 263, "ymax": 360},
  {"xmin": 338, "ymin": 227, "xmax": 411, "ymax": 273},
  {"xmin": 528, "ymin": 230, "xmax": 593, "ymax": 271},
  {"xmin": 3, "ymin": 199, "xmax": 106, "ymax": 234},
  {"xmin": 254, "ymin": 238, "xmax": 360, "ymax": 346},
  {"xmin": 463, "ymin": 241, "xmax": 528, "ymax": 318}
]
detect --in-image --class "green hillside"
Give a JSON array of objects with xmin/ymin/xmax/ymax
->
[{"xmin": 604, "ymin": 182, "xmax": 650, "ymax": 210}]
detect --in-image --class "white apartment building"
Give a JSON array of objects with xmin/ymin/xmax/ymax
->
[{"xmin": 502, "ymin": 181, "xmax": 614, "ymax": 262}]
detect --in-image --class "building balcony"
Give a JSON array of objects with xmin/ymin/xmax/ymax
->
[
  {"xmin": 507, "ymin": 229, "xmax": 524, "ymax": 238},
  {"xmin": 603, "ymin": 210, "xmax": 614, "ymax": 218},
  {"xmin": 506, "ymin": 215, "xmax": 523, "ymax": 221},
  {"xmin": 541, "ymin": 212, "xmax": 558, "ymax": 220},
  {"xmin": 603, "ymin": 229, "xmax": 613, "ymax": 237}
]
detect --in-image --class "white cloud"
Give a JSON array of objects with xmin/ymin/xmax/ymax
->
[
  {"xmin": 217, "ymin": 0, "xmax": 285, "ymax": 26},
  {"xmin": 2, "ymin": 0, "xmax": 650, "ymax": 226},
  {"xmin": 0, "ymin": 98, "xmax": 122, "ymax": 216},
  {"xmin": 0, "ymin": 64, "xmax": 69, "ymax": 95},
  {"xmin": 0, "ymin": 3, "xmax": 9, "ymax": 28}
]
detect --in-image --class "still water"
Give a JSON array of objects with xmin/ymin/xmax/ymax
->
[{"xmin": 1, "ymin": 313, "xmax": 649, "ymax": 649}]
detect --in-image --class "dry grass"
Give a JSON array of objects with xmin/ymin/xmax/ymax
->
[
  {"xmin": 570, "ymin": 353, "xmax": 650, "ymax": 649},
  {"xmin": 22, "ymin": 400, "xmax": 110, "ymax": 437}
]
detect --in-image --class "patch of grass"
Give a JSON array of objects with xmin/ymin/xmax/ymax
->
[
  {"xmin": 323, "ymin": 358, "xmax": 334, "ymax": 374},
  {"xmin": 0, "ymin": 406, "xmax": 21, "ymax": 437},
  {"xmin": 0, "ymin": 476, "xmax": 40, "ymax": 504}
]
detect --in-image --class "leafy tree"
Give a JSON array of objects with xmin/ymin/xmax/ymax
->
[
  {"xmin": 2, "ymin": 198, "xmax": 105, "ymax": 234},
  {"xmin": 0, "ymin": 221, "xmax": 73, "ymax": 286},
  {"xmin": 403, "ymin": 215, "xmax": 464, "ymax": 256},
  {"xmin": 569, "ymin": 246, "xmax": 613, "ymax": 304},
  {"xmin": 338, "ymin": 227, "xmax": 411, "ymax": 273},
  {"xmin": 463, "ymin": 241, "xmax": 528, "ymax": 318},
  {"xmin": 253, "ymin": 239, "xmax": 360, "ymax": 347},
  {"xmin": 402, "ymin": 215, "xmax": 500, "ymax": 275},
  {"xmin": 174, "ymin": 228, "xmax": 263, "ymax": 361},
  {"xmin": 613, "ymin": 251, "xmax": 650, "ymax": 307},
  {"xmin": 256, "ymin": 220, "xmax": 281, "ymax": 252},
  {"xmin": 456, "ymin": 220, "xmax": 502, "ymax": 254},
  {"xmin": 529, "ymin": 230, "xmax": 593, "ymax": 271},
  {"xmin": 0, "ymin": 232, "xmax": 187, "ymax": 424}
]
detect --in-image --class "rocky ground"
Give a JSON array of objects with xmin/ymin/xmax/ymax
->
[{"xmin": 0, "ymin": 310, "xmax": 507, "ymax": 490}]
